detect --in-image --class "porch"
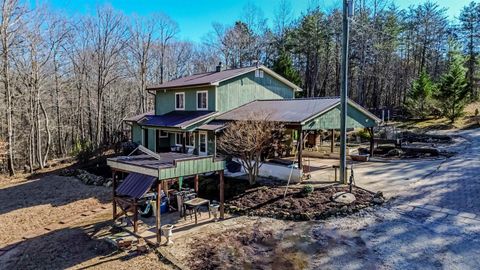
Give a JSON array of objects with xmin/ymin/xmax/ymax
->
[{"xmin": 107, "ymin": 147, "xmax": 226, "ymax": 246}]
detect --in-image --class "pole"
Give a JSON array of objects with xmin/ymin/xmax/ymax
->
[{"xmin": 340, "ymin": 0, "xmax": 351, "ymax": 185}]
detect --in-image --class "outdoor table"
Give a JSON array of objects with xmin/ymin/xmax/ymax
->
[{"xmin": 183, "ymin": 198, "xmax": 210, "ymax": 224}]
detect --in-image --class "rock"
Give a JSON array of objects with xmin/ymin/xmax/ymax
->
[
  {"xmin": 332, "ymin": 192, "xmax": 356, "ymax": 204},
  {"xmin": 387, "ymin": 148, "xmax": 403, "ymax": 156},
  {"xmin": 372, "ymin": 197, "xmax": 385, "ymax": 204},
  {"xmin": 374, "ymin": 191, "xmax": 384, "ymax": 198}
]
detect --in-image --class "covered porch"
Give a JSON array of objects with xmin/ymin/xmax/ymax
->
[
  {"xmin": 215, "ymin": 98, "xmax": 381, "ymax": 183},
  {"xmin": 107, "ymin": 147, "xmax": 226, "ymax": 246}
]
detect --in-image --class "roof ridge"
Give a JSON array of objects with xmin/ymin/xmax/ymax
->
[{"xmin": 256, "ymin": 96, "xmax": 340, "ymax": 101}]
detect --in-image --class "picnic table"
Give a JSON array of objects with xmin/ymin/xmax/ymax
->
[{"xmin": 183, "ymin": 197, "xmax": 210, "ymax": 224}]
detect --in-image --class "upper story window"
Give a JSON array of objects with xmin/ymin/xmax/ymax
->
[
  {"xmin": 175, "ymin": 92, "xmax": 185, "ymax": 110},
  {"xmin": 255, "ymin": 69, "xmax": 264, "ymax": 78},
  {"xmin": 197, "ymin": 91, "xmax": 208, "ymax": 110}
]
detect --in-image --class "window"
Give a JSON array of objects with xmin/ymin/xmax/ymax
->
[
  {"xmin": 175, "ymin": 92, "xmax": 185, "ymax": 110},
  {"xmin": 196, "ymin": 91, "xmax": 208, "ymax": 110},
  {"xmin": 255, "ymin": 69, "xmax": 264, "ymax": 78},
  {"xmin": 175, "ymin": 132, "xmax": 195, "ymax": 147},
  {"xmin": 157, "ymin": 130, "xmax": 168, "ymax": 138}
]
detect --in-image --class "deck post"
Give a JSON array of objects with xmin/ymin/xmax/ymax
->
[
  {"xmin": 219, "ymin": 170, "xmax": 224, "ymax": 219},
  {"xmin": 298, "ymin": 129, "xmax": 303, "ymax": 168},
  {"xmin": 330, "ymin": 129, "xmax": 335, "ymax": 153},
  {"xmin": 156, "ymin": 180, "xmax": 162, "ymax": 245},
  {"xmin": 112, "ymin": 170, "xmax": 117, "ymax": 220},
  {"xmin": 194, "ymin": 174, "xmax": 199, "ymax": 193},
  {"xmin": 133, "ymin": 199, "xmax": 138, "ymax": 233}
]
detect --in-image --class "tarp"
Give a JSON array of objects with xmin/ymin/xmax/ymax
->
[{"xmin": 116, "ymin": 173, "xmax": 156, "ymax": 199}]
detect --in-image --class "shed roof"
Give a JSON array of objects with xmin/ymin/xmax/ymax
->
[
  {"xmin": 116, "ymin": 172, "xmax": 156, "ymax": 199},
  {"xmin": 197, "ymin": 120, "xmax": 227, "ymax": 132},
  {"xmin": 147, "ymin": 65, "xmax": 301, "ymax": 92},
  {"xmin": 139, "ymin": 110, "xmax": 217, "ymax": 130},
  {"xmin": 215, "ymin": 98, "xmax": 381, "ymax": 125}
]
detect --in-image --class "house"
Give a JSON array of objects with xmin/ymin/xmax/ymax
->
[
  {"xmin": 106, "ymin": 64, "xmax": 380, "ymax": 245},
  {"xmin": 125, "ymin": 64, "xmax": 301, "ymax": 156}
]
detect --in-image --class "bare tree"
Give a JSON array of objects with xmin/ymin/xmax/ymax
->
[
  {"xmin": 0, "ymin": 0, "xmax": 26, "ymax": 175},
  {"xmin": 218, "ymin": 116, "xmax": 284, "ymax": 185}
]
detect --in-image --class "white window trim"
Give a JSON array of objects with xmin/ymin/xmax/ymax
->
[
  {"xmin": 175, "ymin": 92, "xmax": 185, "ymax": 110},
  {"xmin": 199, "ymin": 131, "xmax": 208, "ymax": 155},
  {"xmin": 196, "ymin": 90, "xmax": 208, "ymax": 110},
  {"xmin": 174, "ymin": 132, "xmax": 195, "ymax": 147},
  {"xmin": 158, "ymin": 130, "xmax": 168, "ymax": 138}
]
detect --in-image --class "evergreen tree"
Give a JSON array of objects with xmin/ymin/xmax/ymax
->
[
  {"xmin": 436, "ymin": 44, "xmax": 469, "ymax": 123},
  {"xmin": 459, "ymin": 1, "xmax": 480, "ymax": 100},
  {"xmin": 272, "ymin": 49, "xmax": 301, "ymax": 87},
  {"xmin": 405, "ymin": 70, "xmax": 436, "ymax": 119}
]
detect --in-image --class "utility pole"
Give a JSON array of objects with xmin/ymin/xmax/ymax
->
[{"xmin": 340, "ymin": 0, "xmax": 353, "ymax": 184}]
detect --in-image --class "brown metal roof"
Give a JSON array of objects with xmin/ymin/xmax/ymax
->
[
  {"xmin": 147, "ymin": 66, "xmax": 256, "ymax": 90},
  {"xmin": 215, "ymin": 98, "xmax": 341, "ymax": 123},
  {"xmin": 146, "ymin": 65, "xmax": 301, "ymax": 91}
]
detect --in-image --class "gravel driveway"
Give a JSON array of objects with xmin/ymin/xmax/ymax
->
[{"xmin": 324, "ymin": 128, "xmax": 480, "ymax": 269}]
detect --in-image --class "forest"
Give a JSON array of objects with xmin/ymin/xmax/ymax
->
[{"xmin": 0, "ymin": 0, "xmax": 479, "ymax": 175}]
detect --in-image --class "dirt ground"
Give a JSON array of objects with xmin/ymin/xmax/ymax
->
[
  {"xmin": 227, "ymin": 185, "xmax": 377, "ymax": 220},
  {"xmin": 0, "ymin": 170, "xmax": 173, "ymax": 270}
]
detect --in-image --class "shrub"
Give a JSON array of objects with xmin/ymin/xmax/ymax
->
[
  {"xmin": 356, "ymin": 129, "xmax": 371, "ymax": 141},
  {"xmin": 301, "ymin": 184, "xmax": 314, "ymax": 196},
  {"xmin": 72, "ymin": 139, "xmax": 95, "ymax": 164}
]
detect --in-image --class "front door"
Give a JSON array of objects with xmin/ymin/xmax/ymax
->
[{"xmin": 199, "ymin": 132, "xmax": 208, "ymax": 156}]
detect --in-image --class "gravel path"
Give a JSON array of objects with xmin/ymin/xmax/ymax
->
[{"xmin": 327, "ymin": 128, "xmax": 480, "ymax": 269}]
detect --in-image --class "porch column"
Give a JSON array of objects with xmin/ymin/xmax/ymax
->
[
  {"xmin": 194, "ymin": 174, "xmax": 199, "ymax": 193},
  {"xmin": 112, "ymin": 170, "xmax": 117, "ymax": 220},
  {"xmin": 182, "ymin": 133, "xmax": 186, "ymax": 153},
  {"xmin": 298, "ymin": 128, "xmax": 303, "ymax": 168},
  {"xmin": 219, "ymin": 170, "xmax": 224, "ymax": 219},
  {"xmin": 156, "ymin": 180, "xmax": 162, "ymax": 245},
  {"xmin": 133, "ymin": 199, "xmax": 138, "ymax": 233},
  {"xmin": 330, "ymin": 129, "xmax": 335, "ymax": 153}
]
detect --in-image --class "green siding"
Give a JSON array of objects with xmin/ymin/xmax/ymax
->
[
  {"xmin": 155, "ymin": 87, "xmax": 216, "ymax": 115},
  {"xmin": 216, "ymin": 71, "xmax": 295, "ymax": 112},
  {"xmin": 147, "ymin": 128, "xmax": 156, "ymax": 151},
  {"xmin": 303, "ymin": 104, "xmax": 377, "ymax": 130},
  {"xmin": 158, "ymin": 156, "xmax": 225, "ymax": 180},
  {"xmin": 131, "ymin": 123, "xmax": 142, "ymax": 145}
]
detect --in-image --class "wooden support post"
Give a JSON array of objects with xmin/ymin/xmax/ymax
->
[
  {"xmin": 156, "ymin": 180, "xmax": 162, "ymax": 245},
  {"xmin": 112, "ymin": 170, "xmax": 117, "ymax": 220},
  {"xmin": 330, "ymin": 129, "xmax": 335, "ymax": 153},
  {"xmin": 219, "ymin": 170, "xmax": 224, "ymax": 219},
  {"xmin": 133, "ymin": 199, "xmax": 138, "ymax": 233},
  {"xmin": 194, "ymin": 174, "xmax": 199, "ymax": 193},
  {"xmin": 298, "ymin": 129, "xmax": 303, "ymax": 168}
]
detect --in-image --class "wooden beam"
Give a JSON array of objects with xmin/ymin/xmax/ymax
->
[
  {"xmin": 133, "ymin": 199, "xmax": 138, "ymax": 233},
  {"xmin": 194, "ymin": 174, "xmax": 199, "ymax": 193},
  {"xmin": 298, "ymin": 129, "xmax": 303, "ymax": 168},
  {"xmin": 368, "ymin": 127, "xmax": 374, "ymax": 157},
  {"xmin": 219, "ymin": 170, "xmax": 224, "ymax": 219},
  {"xmin": 112, "ymin": 170, "xmax": 117, "ymax": 221},
  {"xmin": 330, "ymin": 129, "xmax": 335, "ymax": 153},
  {"xmin": 156, "ymin": 180, "xmax": 162, "ymax": 245}
]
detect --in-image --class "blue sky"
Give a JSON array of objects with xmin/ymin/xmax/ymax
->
[{"xmin": 27, "ymin": 0, "xmax": 472, "ymax": 42}]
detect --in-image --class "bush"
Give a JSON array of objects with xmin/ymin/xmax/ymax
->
[
  {"xmin": 301, "ymin": 184, "xmax": 314, "ymax": 196},
  {"xmin": 72, "ymin": 139, "xmax": 95, "ymax": 164},
  {"xmin": 356, "ymin": 129, "xmax": 371, "ymax": 141}
]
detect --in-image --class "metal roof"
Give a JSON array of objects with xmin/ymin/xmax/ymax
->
[
  {"xmin": 197, "ymin": 120, "xmax": 227, "ymax": 132},
  {"xmin": 116, "ymin": 172, "xmax": 156, "ymax": 199},
  {"xmin": 139, "ymin": 111, "xmax": 217, "ymax": 129},
  {"xmin": 146, "ymin": 65, "xmax": 301, "ymax": 91},
  {"xmin": 215, "ymin": 98, "xmax": 340, "ymax": 123},
  {"xmin": 124, "ymin": 110, "xmax": 154, "ymax": 122},
  {"xmin": 215, "ymin": 98, "xmax": 381, "ymax": 124}
]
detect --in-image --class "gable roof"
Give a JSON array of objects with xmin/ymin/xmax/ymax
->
[
  {"xmin": 215, "ymin": 97, "xmax": 381, "ymax": 124},
  {"xmin": 147, "ymin": 65, "xmax": 302, "ymax": 92},
  {"xmin": 124, "ymin": 110, "xmax": 154, "ymax": 122}
]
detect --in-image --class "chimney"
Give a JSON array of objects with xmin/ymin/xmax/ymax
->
[{"xmin": 215, "ymin": 62, "xmax": 223, "ymax": 72}]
